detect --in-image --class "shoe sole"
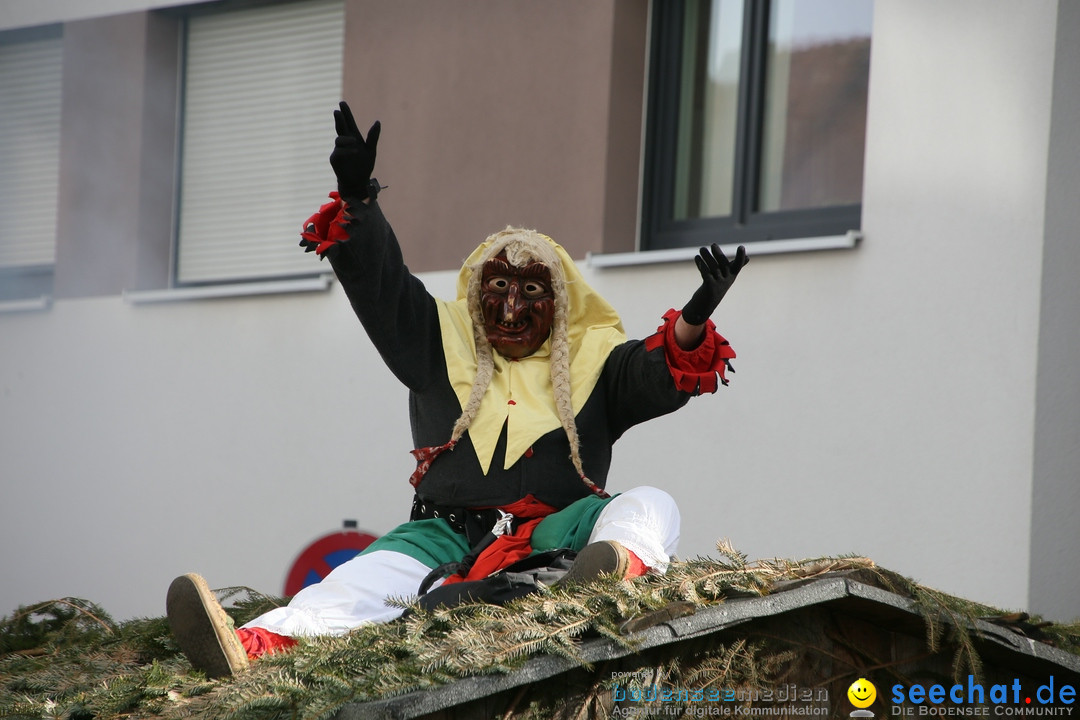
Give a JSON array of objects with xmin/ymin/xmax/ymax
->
[
  {"xmin": 166, "ymin": 573, "xmax": 249, "ymax": 678},
  {"xmin": 557, "ymin": 541, "xmax": 630, "ymax": 587}
]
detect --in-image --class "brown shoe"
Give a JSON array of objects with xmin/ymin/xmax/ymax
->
[
  {"xmin": 557, "ymin": 541, "xmax": 631, "ymax": 586},
  {"xmin": 166, "ymin": 573, "xmax": 249, "ymax": 678}
]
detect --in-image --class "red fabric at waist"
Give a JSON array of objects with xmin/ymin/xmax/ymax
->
[{"xmin": 442, "ymin": 494, "xmax": 558, "ymax": 585}]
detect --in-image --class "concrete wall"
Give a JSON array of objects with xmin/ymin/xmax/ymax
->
[
  {"xmin": 1029, "ymin": 0, "xmax": 1080, "ymax": 623},
  {"xmin": 1, "ymin": 0, "xmax": 1076, "ymax": 624},
  {"xmin": 842, "ymin": 0, "xmax": 1055, "ymax": 610}
]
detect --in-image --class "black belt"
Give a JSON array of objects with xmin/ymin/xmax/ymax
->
[
  {"xmin": 411, "ymin": 495, "xmax": 525, "ymax": 596},
  {"xmin": 410, "ymin": 496, "xmax": 506, "ymax": 546}
]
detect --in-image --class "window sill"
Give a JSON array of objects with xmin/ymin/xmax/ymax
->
[
  {"xmin": 123, "ymin": 274, "xmax": 334, "ymax": 305},
  {"xmin": 0, "ymin": 296, "xmax": 53, "ymax": 314},
  {"xmin": 586, "ymin": 231, "xmax": 861, "ymax": 269}
]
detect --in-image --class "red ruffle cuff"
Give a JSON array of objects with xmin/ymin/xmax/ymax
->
[
  {"xmin": 298, "ymin": 191, "xmax": 350, "ymax": 257},
  {"xmin": 643, "ymin": 308, "xmax": 736, "ymax": 394}
]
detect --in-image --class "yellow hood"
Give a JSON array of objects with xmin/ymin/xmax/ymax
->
[{"xmin": 436, "ymin": 235, "xmax": 626, "ymax": 474}]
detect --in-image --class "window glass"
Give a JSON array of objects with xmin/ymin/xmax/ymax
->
[
  {"xmin": 674, "ymin": 0, "xmax": 743, "ymax": 220},
  {"xmin": 644, "ymin": 0, "xmax": 873, "ymax": 251},
  {"xmin": 760, "ymin": 0, "xmax": 873, "ymax": 212}
]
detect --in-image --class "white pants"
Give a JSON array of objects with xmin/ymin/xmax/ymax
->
[{"xmin": 244, "ymin": 486, "xmax": 680, "ymax": 637}]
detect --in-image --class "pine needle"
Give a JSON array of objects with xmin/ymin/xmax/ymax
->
[{"xmin": 1, "ymin": 546, "xmax": 1076, "ymax": 720}]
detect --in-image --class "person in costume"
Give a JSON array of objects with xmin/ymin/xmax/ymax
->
[{"xmin": 166, "ymin": 102, "xmax": 748, "ymax": 678}]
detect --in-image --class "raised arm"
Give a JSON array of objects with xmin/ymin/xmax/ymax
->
[
  {"xmin": 299, "ymin": 103, "xmax": 443, "ymax": 391},
  {"xmin": 599, "ymin": 243, "xmax": 748, "ymax": 437}
]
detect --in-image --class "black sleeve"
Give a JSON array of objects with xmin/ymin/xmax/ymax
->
[
  {"xmin": 601, "ymin": 340, "xmax": 693, "ymax": 440},
  {"xmin": 325, "ymin": 200, "xmax": 444, "ymax": 392}
]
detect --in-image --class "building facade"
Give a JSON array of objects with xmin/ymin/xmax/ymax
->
[{"xmin": 1, "ymin": 0, "xmax": 1077, "ymax": 623}]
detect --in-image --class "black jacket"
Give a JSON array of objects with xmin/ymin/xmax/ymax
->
[{"xmin": 328, "ymin": 201, "xmax": 695, "ymax": 510}]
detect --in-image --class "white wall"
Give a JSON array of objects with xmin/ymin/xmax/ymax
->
[
  {"xmin": 836, "ymin": 0, "xmax": 1057, "ymax": 606},
  {"xmin": 0, "ymin": 283, "xmax": 409, "ymax": 620},
  {"xmin": 0, "ymin": 264, "xmax": 742, "ymax": 621},
  {"xmin": 0, "ymin": 232, "xmax": 1052, "ymax": 624},
  {"xmin": 1029, "ymin": 0, "xmax": 1080, "ymax": 624},
  {"xmin": 2, "ymin": 0, "xmax": 1075, "ymax": 623}
]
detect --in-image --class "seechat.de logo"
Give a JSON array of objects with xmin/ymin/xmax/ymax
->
[{"xmin": 891, "ymin": 676, "xmax": 1076, "ymax": 717}]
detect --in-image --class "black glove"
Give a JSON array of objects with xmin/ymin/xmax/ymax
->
[
  {"xmin": 680, "ymin": 244, "xmax": 748, "ymax": 325},
  {"xmin": 329, "ymin": 101, "xmax": 381, "ymax": 200}
]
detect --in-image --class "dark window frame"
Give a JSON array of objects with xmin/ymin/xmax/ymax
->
[{"xmin": 641, "ymin": 0, "xmax": 864, "ymax": 252}]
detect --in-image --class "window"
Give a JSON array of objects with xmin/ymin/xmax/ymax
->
[
  {"xmin": 175, "ymin": 0, "xmax": 343, "ymax": 285},
  {"xmin": 0, "ymin": 27, "xmax": 62, "ymax": 303},
  {"xmin": 642, "ymin": 0, "xmax": 873, "ymax": 252}
]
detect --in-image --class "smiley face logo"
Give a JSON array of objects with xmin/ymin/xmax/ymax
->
[{"xmin": 848, "ymin": 678, "xmax": 877, "ymax": 708}]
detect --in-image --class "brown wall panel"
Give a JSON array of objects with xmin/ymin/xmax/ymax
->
[
  {"xmin": 341, "ymin": 0, "xmax": 648, "ymax": 271},
  {"xmin": 53, "ymin": 11, "xmax": 180, "ymax": 298}
]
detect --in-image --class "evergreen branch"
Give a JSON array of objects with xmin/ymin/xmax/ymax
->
[
  {"xmin": 12, "ymin": 599, "xmax": 116, "ymax": 637},
  {"xmin": 2, "ymin": 545, "xmax": 1077, "ymax": 720}
]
